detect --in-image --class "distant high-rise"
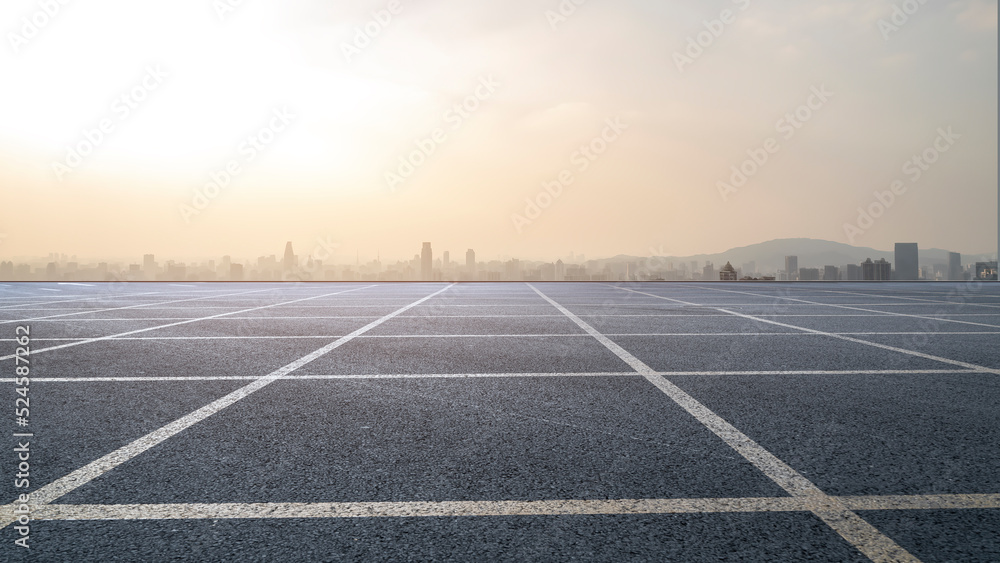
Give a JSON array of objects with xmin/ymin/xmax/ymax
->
[
  {"xmin": 421, "ymin": 242, "xmax": 433, "ymax": 281},
  {"xmin": 823, "ymin": 266, "xmax": 839, "ymax": 281},
  {"xmin": 862, "ymin": 258, "xmax": 892, "ymax": 281},
  {"xmin": 282, "ymin": 242, "xmax": 296, "ymax": 272},
  {"xmin": 702, "ymin": 262, "xmax": 715, "ymax": 281},
  {"xmin": 555, "ymin": 259, "xmax": 565, "ymax": 281},
  {"xmin": 845, "ymin": 264, "xmax": 862, "ymax": 281},
  {"xmin": 466, "ymin": 249, "xmax": 475, "ymax": 273},
  {"xmin": 948, "ymin": 252, "xmax": 963, "ymax": 281},
  {"xmin": 785, "ymin": 256, "xmax": 798, "ymax": 281},
  {"xmin": 443, "ymin": 251, "xmax": 450, "ymax": 269},
  {"xmin": 799, "ymin": 268, "xmax": 820, "ymax": 281},
  {"xmin": 894, "ymin": 243, "xmax": 919, "ymax": 281}
]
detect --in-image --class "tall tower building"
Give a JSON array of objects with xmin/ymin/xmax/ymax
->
[
  {"xmin": 283, "ymin": 242, "xmax": 296, "ymax": 272},
  {"xmin": 443, "ymin": 251, "xmax": 450, "ymax": 269},
  {"xmin": 421, "ymin": 242, "xmax": 433, "ymax": 281},
  {"xmin": 948, "ymin": 252, "xmax": 962, "ymax": 281},
  {"xmin": 894, "ymin": 243, "xmax": 919, "ymax": 281},
  {"xmin": 466, "ymin": 249, "xmax": 475, "ymax": 272},
  {"xmin": 785, "ymin": 256, "xmax": 798, "ymax": 281}
]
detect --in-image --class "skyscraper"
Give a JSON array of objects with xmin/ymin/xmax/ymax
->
[
  {"xmin": 862, "ymin": 258, "xmax": 892, "ymax": 281},
  {"xmin": 466, "ymin": 249, "xmax": 475, "ymax": 273},
  {"xmin": 443, "ymin": 251, "xmax": 450, "ymax": 268},
  {"xmin": 894, "ymin": 243, "xmax": 919, "ymax": 281},
  {"xmin": 785, "ymin": 256, "xmax": 798, "ymax": 281},
  {"xmin": 282, "ymin": 242, "xmax": 296, "ymax": 272},
  {"xmin": 421, "ymin": 242, "xmax": 433, "ymax": 281},
  {"xmin": 948, "ymin": 252, "xmax": 963, "ymax": 281}
]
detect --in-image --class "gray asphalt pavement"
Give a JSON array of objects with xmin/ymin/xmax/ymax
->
[{"xmin": 1, "ymin": 281, "xmax": 998, "ymax": 562}]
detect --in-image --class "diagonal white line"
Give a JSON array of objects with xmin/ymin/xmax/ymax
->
[
  {"xmin": 0, "ymin": 287, "xmax": 279, "ymax": 325},
  {"xmin": 0, "ymin": 286, "xmax": 378, "ymax": 361},
  {"xmin": 697, "ymin": 285, "xmax": 1000, "ymax": 329},
  {"xmin": 0, "ymin": 284, "xmax": 456, "ymax": 526},
  {"xmin": 0, "ymin": 292, "xmax": 161, "ymax": 310},
  {"xmin": 529, "ymin": 283, "xmax": 920, "ymax": 563},
  {"xmin": 781, "ymin": 286, "xmax": 1000, "ymax": 310},
  {"xmin": 615, "ymin": 286, "xmax": 1000, "ymax": 376}
]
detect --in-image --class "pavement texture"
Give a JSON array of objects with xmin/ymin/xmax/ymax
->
[{"xmin": 0, "ymin": 281, "xmax": 998, "ymax": 562}]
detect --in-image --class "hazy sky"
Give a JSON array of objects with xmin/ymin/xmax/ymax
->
[{"xmin": 0, "ymin": 0, "xmax": 996, "ymax": 263}]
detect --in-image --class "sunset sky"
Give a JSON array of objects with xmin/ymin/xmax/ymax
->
[{"xmin": 0, "ymin": 0, "xmax": 996, "ymax": 263}]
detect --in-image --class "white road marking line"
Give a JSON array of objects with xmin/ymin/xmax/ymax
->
[
  {"xmin": 529, "ymin": 284, "xmax": 919, "ymax": 563},
  {"xmin": 0, "ymin": 284, "xmax": 456, "ymax": 526},
  {"xmin": 788, "ymin": 287, "xmax": 1000, "ymax": 309},
  {"xmin": 38, "ymin": 288, "xmax": 61, "ymax": 292},
  {"xmin": 12, "ymin": 493, "xmax": 998, "ymax": 522},
  {"xmin": 58, "ymin": 283, "xmax": 95, "ymax": 287},
  {"xmin": 618, "ymin": 287, "xmax": 1000, "ymax": 376},
  {"xmin": 0, "ymin": 288, "xmax": 279, "ymax": 326},
  {"xmin": 696, "ymin": 286, "xmax": 1000, "ymax": 329},
  {"xmin": 9, "ymin": 331, "xmax": 999, "ymax": 343},
  {"xmin": 170, "ymin": 284, "xmax": 197, "ymax": 287},
  {"xmin": 6, "ymin": 313, "xmax": 999, "ymax": 322},
  {"xmin": 6, "ymin": 369, "xmax": 979, "ymax": 383},
  {"xmin": 0, "ymin": 286, "xmax": 377, "ymax": 361},
  {"xmin": 8, "ymin": 372, "xmax": 640, "ymax": 383},
  {"xmin": 0, "ymin": 293, "xmax": 163, "ymax": 311}
]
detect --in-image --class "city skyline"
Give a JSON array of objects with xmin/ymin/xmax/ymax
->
[
  {"xmin": 0, "ymin": 1, "xmax": 996, "ymax": 261},
  {"xmin": 3, "ymin": 237, "xmax": 996, "ymax": 283}
]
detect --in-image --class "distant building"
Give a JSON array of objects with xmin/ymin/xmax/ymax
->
[
  {"xmin": 230, "ymin": 263, "xmax": 244, "ymax": 281},
  {"xmin": 282, "ymin": 242, "xmax": 296, "ymax": 272},
  {"xmin": 845, "ymin": 264, "xmax": 862, "ymax": 281},
  {"xmin": 785, "ymin": 256, "xmax": 798, "ymax": 281},
  {"xmin": 555, "ymin": 259, "xmax": 566, "ymax": 281},
  {"xmin": 443, "ymin": 251, "xmax": 450, "ymax": 269},
  {"xmin": 823, "ymin": 266, "xmax": 839, "ymax": 281},
  {"xmin": 948, "ymin": 252, "xmax": 963, "ymax": 281},
  {"xmin": 504, "ymin": 259, "xmax": 521, "ymax": 281},
  {"xmin": 0, "ymin": 261, "xmax": 12, "ymax": 279},
  {"xmin": 799, "ymin": 268, "xmax": 820, "ymax": 281},
  {"xmin": 719, "ymin": 262, "xmax": 737, "ymax": 281},
  {"xmin": 975, "ymin": 262, "xmax": 998, "ymax": 281},
  {"xmin": 703, "ymin": 262, "xmax": 715, "ymax": 281},
  {"xmin": 894, "ymin": 243, "xmax": 919, "ymax": 281},
  {"xmin": 466, "ymin": 249, "xmax": 475, "ymax": 273},
  {"xmin": 421, "ymin": 242, "xmax": 432, "ymax": 281},
  {"xmin": 862, "ymin": 258, "xmax": 892, "ymax": 281}
]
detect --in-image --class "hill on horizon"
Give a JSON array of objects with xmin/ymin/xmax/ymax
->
[{"xmin": 590, "ymin": 238, "xmax": 996, "ymax": 273}]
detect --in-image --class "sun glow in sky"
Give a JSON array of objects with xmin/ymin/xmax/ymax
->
[{"xmin": 0, "ymin": 0, "xmax": 996, "ymax": 262}]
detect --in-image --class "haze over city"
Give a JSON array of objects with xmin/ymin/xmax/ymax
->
[{"xmin": 1, "ymin": 0, "xmax": 996, "ymax": 263}]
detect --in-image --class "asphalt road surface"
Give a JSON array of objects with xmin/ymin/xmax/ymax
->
[{"xmin": 1, "ymin": 281, "xmax": 998, "ymax": 562}]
